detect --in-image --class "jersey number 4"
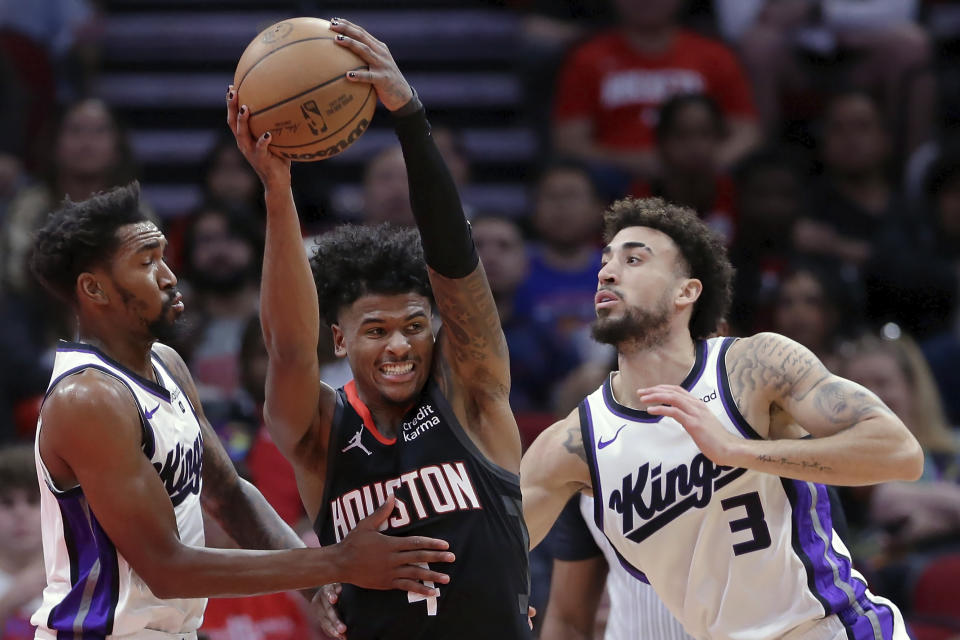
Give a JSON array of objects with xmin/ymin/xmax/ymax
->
[
  {"xmin": 407, "ymin": 563, "xmax": 439, "ymax": 616},
  {"xmin": 721, "ymin": 491, "xmax": 772, "ymax": 556}
]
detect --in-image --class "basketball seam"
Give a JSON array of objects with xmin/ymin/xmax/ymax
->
[
  {"xmin": 247, "ymin": 65, "xmax": 370, "ymax": 118},
  {"xmin": 236, "ymin": 36, "xmax": 335, "ymax": 90},
  {"xmin": 268, "ymin": 85, "xmax": 375, "ymax": 148}
]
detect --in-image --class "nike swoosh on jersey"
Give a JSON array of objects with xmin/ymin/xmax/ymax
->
[
  {"xmin": 598, "ymin": 423, "xmax": 629, "ymax": 449},
  {"xmin": 144, "ymin": 404, "xmax": 160, "ymax": 419}
]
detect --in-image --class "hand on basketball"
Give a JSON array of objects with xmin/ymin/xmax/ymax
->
[
  {"xmin": 329, "ymin": 18, "xmax": 414, "ymax": 112},
  {"xmin": 639, "ymin": 385, "xmax": 744, "ymax": 467},
  {"xmin": 225, "ymin": 85, "xmax": 291, "ymax": 189},
  {"xmin": 312, "ymin": 583, "xmax": 346, "ymax": 639},
  {"xmin": 336, "ymin": 494, "xmax": 455, "ymax": 595}
]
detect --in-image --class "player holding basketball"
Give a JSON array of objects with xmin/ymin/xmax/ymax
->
[
  {"xmin": 522, "ymin": 197, "xmax": 923, "ymax": 640},
  {"xmin": 27, "ymin": 184, "xmax": 454, "ymax": 639},
  {"xmin": 228, "ymin": 17, "xmax": 531, "ymax": 640}
]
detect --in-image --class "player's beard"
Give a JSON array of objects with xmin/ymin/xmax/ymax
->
[
  {"xmin": 148, "ymin": 290, "xmax": 186, "ymax": 343},
  {"xmin": 591, "ymin": 293, "xmax": 672, "ymax": 350}
]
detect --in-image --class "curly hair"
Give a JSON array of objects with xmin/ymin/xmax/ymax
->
[
  {"xmin": 30, "ymin": 181, "xmax": 150, "ymax": 303},
  {"xmin": 602, "ymin": 197, "xmax": 733, "ymax": 339},
  {"xmin": 311, "ymin": 223, "xmax": 433, "ymax": 325}
]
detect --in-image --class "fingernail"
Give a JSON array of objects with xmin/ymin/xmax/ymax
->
[
  {"xmin": 263, "ymin": 131, "xmax": 271, "ymax": 139},
  {"xmin": 347, "ymin": 71, "xmax": 356, "ymax": 78},
  {"xmin": 228, "ymin": 91, "xmax": 234, "ymax": 100},
  {"xmin": 239, "ymin": 105, "xmax": 246, "ymax": 114},
  {"xmin": 336, "ymin": 34, "xmax": 345, "ymax": 41}
]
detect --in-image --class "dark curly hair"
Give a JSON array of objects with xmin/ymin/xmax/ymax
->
[
  {"xmin": 30, "ymin": 181, "xmax": 150, "ymax": 304},
  {"xmin": 311, "ymin": 223, "xmax": 433, "ymax": 325},
  {"xmin": 602, "ymin": 197, "xmax": 733, "ymax": 339}
]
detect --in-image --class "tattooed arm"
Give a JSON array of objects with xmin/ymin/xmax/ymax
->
[
  {"xmin": 521, "ymin": 410, "xmax": 593, "ymax": 549},
  {"xmin": 718, "ymin": 333, "xmax": 922, "ymax": 484}
]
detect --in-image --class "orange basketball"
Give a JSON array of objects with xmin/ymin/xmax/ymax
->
[{"xmin": 234, "ymin": 17, "xmax": 376, "ymax": 162}]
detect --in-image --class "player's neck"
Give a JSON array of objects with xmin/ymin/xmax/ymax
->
[
  {"xmin": 76, "ymin": 324, "xmax": 157, "ymax": 383},
  {"xmin": 613, "ymin": 331, "xmax": 697, "ymax": 411}
]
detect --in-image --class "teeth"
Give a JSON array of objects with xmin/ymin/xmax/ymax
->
[{"xmin": 381, "ymin": 362, "xmax": 414, "ymax": 375}]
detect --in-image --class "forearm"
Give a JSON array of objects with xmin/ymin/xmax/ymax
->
[
  {"xmin": 392, "ymin": 93, "xmax": 478, "ymax": 279},
  {"xmin": 540, "ymin": 618, "xmax": 592, "ymax": 640},
  {"xmin": 155, "ymin": 545, "xmax": 338, "ymax": 599},
  {"xmin": 214, "ymin": 478, "xmax": 306, "ymax": 551},
  {"xmin": 730, "ymin": 417, "xmax": 923, "ymax": 485},
  {"xmin": 260, "ymin": 186, "xmax": 319, "ymax": 361},
  {"xmin": 718, "ymin": 119, "xmax": 761, "ymax": 168}
]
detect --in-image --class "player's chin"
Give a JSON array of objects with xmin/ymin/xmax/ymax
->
[{"xmin": 376, "ymin": 377, "xmax": 423, "ymax": 406}]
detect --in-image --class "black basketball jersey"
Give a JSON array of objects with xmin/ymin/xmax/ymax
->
[{"xmin": 315, "ymin": 378, "xmax": 532, "ymax": 640}]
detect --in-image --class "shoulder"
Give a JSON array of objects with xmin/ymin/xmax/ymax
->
[
  {"xmin": 42, "ymin": 368, "xmax": 142, "ymax": 443},
  {"xmin": 151, "ymin": 342, "xmax": 195, "ymax": 391},
  {"xmin": 725, "ymin": 333, "xmax": 829, "ymax": 400},
  {"xmin": 676, "ymin": 29, "xmax": 738, "ymax": 59},
  {"xmin": 726, "ymin": 332, "xmax": 811, "ymax": 366}
]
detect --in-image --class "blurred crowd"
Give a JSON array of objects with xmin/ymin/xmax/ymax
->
[{"xmin": 2, "ymin": 0, "xmax": 960, "ymax": 639}]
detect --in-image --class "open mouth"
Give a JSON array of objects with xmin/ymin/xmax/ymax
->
[
  {"xmin": 595, "ymin": 290, "xmax": 620, "ymax": 309},
  {"xmin": 379, "ymin": 361, "xmax": 415, "ymax": 378},
  {"xmin": 169, "ymin": 292, "xmax": 185, "ymax": 312}
]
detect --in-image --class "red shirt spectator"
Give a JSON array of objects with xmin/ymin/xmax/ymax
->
[
  {"xmin": 201, "ymin": 592, "xmax": 318, "ymax": 640},
  {"xmin": 554, "ymin": 29, "xmax": 756, "ymax": 151}
]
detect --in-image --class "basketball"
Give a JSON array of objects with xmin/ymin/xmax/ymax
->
[{"xmin": 234, "ymin": 17, "xmax": 376, "ymax": 162}]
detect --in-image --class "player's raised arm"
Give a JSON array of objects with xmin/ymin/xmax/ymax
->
[
  {"xmin": 227, "ymin": 87, "xmax": 335, "ymax": 470},
  {"xmin": 640, "ymin": 332, "xmax": 924, "ymax": 485},
  {"xmin": 331, "ymin": 18, "xmax": 518, "ymax": 463}
]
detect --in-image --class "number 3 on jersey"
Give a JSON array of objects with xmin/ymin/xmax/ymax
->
[
  {"xmin": 407, "ymin": 563, "xmax": 440, "ymax": 615},
  {"xmin": 721, "ymin": 491, "xmax": 772, "ymax": 556}
]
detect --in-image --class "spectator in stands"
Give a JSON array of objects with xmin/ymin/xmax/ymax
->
[
  {"xmin": 725, "ymin": 0, "xmax": 935, "ymax": 153},
  {"xmin": 552, "ymin": 0, "xmax": 759, "ymax": 186},
  {"xmin": 728, "ymin": 147, "xmax": 808, "ymax": 334},
  {"xmin": 359, "ymin": 145, "xmax": 413, "ymax": 226},
  {"xmin": 631, "ymin": 94, "xmax": 737, "ymax": 245},
  {"xmin": 514, "ymin": 158, "xmax": 610, "ymax": 365},
  {"xmin": 176, "ymin": 202, "xmax": 262, "ymax": 421},
  {"xmin": 472, "ymin": 212, "xmax": 579, "ymax": 414},
  {"xmin": 918, "ymin": 147, "xmax": 960, "ymax": 424},
  {"xmin": 769, "ymin": 262, "xmax": 849, "ymax": 372},
  {"xmin": 0, "ymin": 98, "xmax": 140, "ymax": 295},
  {"xmin": 796, "ymin": 91, "xmax": 905, "ymax": 277},
  {"xmin": 0, "ymin": 445, "xmax": 44, "ymax": 640},
  {"xmin": 203, "ymin": 136, "xmax": 263, "ymax": 215}
]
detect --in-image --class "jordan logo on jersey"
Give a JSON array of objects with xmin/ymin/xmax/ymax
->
[
  {"xmin": 610, "ymin": 452, "xmax": 746, "ymax": 542},
  {"xmin": 329, "ymin": 462, "xmax": 482, "ymax": 542},
  {"xmin": 342, "ymin": 427, "xmax": 373, "ymax": 456},
  {"xmin": 152, "ymin": 433, "xmax": 203, "ymax": 507}
]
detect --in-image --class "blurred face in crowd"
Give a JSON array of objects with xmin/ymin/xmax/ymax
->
[
  {"xmin": 364, "ymin": 146, "xmax": 413, "ymax": 225},
  {"xmin": 333, "ymin": 293, "xmax": 435, "ymax": 408},
  {"xmin": 844, "ymin": 350, "xmax": 912, "ymax": 424},
  {"xmin": 56, "ymin": 99, "xmax": 121, "ymax": 181},
  {"xmin": 0, "ymin": 488, "xmax": 41, "ymax": 558},
  {"xmin": 935, "ymin": 175, "xmax": 960, "ymax": 246},
  {"xmin": 738, "ymin": 166, "xmax": 803, "ymax": 234},
  {"xmin": 188, "ymin": 210, "xmax": 257, "ymax": 293},
  {"xmin": 206, "ymin": 145, "xmax": 260, "ymax": 206},
  {"xmin": 659, "ymin": 102, "xmax": 722, "ymax": 176},
  {"xmin": 614, "ymin": 0, "xmax": 682, "ymax": 30},
  {"xmin": 534, "ymin": 168, "xmax": 602, "ymax": 251},
  {"xmin": 473, "ymin": 217, "xmax": 528, "ymax": 299},
  {"xmin": 773, "ymin": 271, "xmax": 836, "ymax": 353},
  {"xmin": 822, "ymin": 94, "xmax": 889, "ymax": 178}
]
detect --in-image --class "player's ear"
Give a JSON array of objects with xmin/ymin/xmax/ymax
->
[
  {"xmin": 331, "ymin": 323, "xmax": 347, "ymax": 358},
  {"xmin": 77, "ymin": 273, "xmax": 109, "ymax": 306},
  {"xmin": 676, "ymin": 278, "xmax": 702, "ymax": 309}
]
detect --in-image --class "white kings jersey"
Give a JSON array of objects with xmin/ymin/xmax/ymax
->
[
  {"xmin": 580, "ymin": 337, "xmax": 909, "ymax": 640},
  {"xmin": 578, "ymin": 494, "xmax": 692, "ymax": 640},
  {"xmin": 32, "ymin": 341, "xmax": 206, "ymax": 639}
]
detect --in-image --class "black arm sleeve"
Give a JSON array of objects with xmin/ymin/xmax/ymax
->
[{"xmin": 391, "ymin": 90, "xmax": 478, "ymax": 279}]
